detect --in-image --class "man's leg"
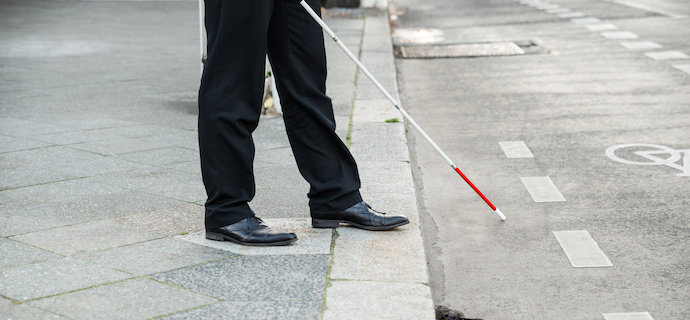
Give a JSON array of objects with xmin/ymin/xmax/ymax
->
[
  {"xmin": 198, "ymin": 0, "xmax": 272, "ymax": 229},
  {"xmin": 266, "ymin": 0, "xmax": 363, "ymax": 215}
]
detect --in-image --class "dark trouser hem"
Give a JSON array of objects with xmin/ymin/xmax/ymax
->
[
  {"xmin": 205, "ymin": 204, "xmax": 255, "ymax": 229},
  {"xmin": 309, "ymin": 190, "xmax": 363, "ymax": 215}
]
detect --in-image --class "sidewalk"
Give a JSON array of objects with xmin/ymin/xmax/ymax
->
[{"xmin": 0, "ymin": 1, "xmax": 433, "ymax": 319}]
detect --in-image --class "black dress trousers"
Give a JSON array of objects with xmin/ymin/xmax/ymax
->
[{"xmin": 199, "ymin": 0, "xmax": 363, "ymax": 229}]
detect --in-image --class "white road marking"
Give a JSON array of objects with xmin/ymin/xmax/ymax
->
[
  {"xmin": 609, "ymin": 0, "xmax": 687, "ymax": 19},
  {"xmin": 672, "ymin": 64, "xmax": 690, "ymax": 74},
  {"xmin": 547, "ymin": 8, "xmax": 571, "ymax": 14},
  {"xmin": 553, "ymin": 230, "xmax": 613, "ymax": 268},
  {"xmin": 601, "ymin": 31, "xmax": 638, "ymax": 39},
  {"xmin": 586, "ymin": 23, "xmax": 618, "ymax": 31},
  {"xmin": 499, "ymin": 141, "xmax": 534, "ymax": 158},
  {"xmin": 559, "ymin": 12, "xmax": 585, "ymax": 18},
  {"xmin": 619, "ymin": 41, "xmax": 662, "ymax": 50},
  {"xmin": 520, "ymin": 176, "xmax": 566, "ymax": 202},
  {"xmin": 602, "ymin": 312, "xmax": 655, "ymax": 320},
  {"xmin": 571, "ymin": 17, "xmax": 601, "ymax": 24},
  {"xmin": 644, "ymin": 50, "xmax": 690, "ymax": 61}
]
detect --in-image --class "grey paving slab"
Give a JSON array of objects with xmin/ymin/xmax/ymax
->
[
  {"xmin": 30, "ymin": 278, "xmax": 216, "ymax": 320},
  {"xmin": 253, "ymin": 147, "xmax": 296, "ymax": 166},
  {"xmin": 250, "ymin": 164, "xmax": 310, "ymax": 219},
  {"xmin": 177, "ymin": 219, "xmax": 332, "ymax": 255},
  {"xmin": 644, "ymin": 50, "xmax": 689, "ymax": 61},
  {"xmin": 152, "ymin": 255, "xmax": 329, "ymax": 301},
  {"xmin": 0, "ymin": 163, "xmax": 76, "ymax": 190},
  {"xmin": 352, "ymin": 99, "xmax": 400, "ymax": 123},
  {"xmin": 0, "ymin": 204, "xmax": 95, "ymax": 237},
  {"xmin": 0, "ymin": 134, "xmax": 51, "ymax": 153},
  {"xmin": 78, "ymin": 237, "xmax": 234, "ymax": 276},
  {"xmin": 86, "ymin": 167, "xmax": 197, "ymax": 191},
  {"xmin": 68, "ymin": 136, "xmax": 178, "ymax": 156},
  {"xmin": 164, "ymin": 160, "xmax": 201, "ymax": 174},
  {"xmin": 113, "ymin": 203, "xmax": 205, "ymax": 237},
  {"xmin": 349, "ymin": 123, "xmax": 409, "ymax": 162},
  {"xmin": 330, "ymin": 226, "xmax": 428, "ymax": 283},
  {"xmin": 62, "ymin": 190, "xmax": 184, "ymax": 219},
  {"xmin": 0, "ymin": 177, "xmax": 124, "ymax": 208},
  {"xmin": 0, "ymin": 238, "xmax": 59, "ymax": 269},
  {"xmin": 323, "ymin": 281, "xmax": 434, "ymax": 320},
  {"xmin": 0, "ymin": 257, "xmax": 130, "ymax": 301},
  {"xmin": 163, "ymin": 301, "xmax": 321, "ymax": 320},
  {"xmin": 10, "ymin": 220, "xmax": 161, "ymax": 256},
  {"xmin": 143, "ymin": 178, "xmax": 206, "ymax": 203},
  {"xmin": 0, "ymin": 118, "xmax": 72, "ymax": 137},
  {"xmin": 117, "ymin": 147, "xmax": 198, "ymax": 167},
  {"xmin": 47, "ymin": 118, "xmax": 138, "ymax": 130},
  {"xmin": 0, "ymin": 296, "xmax": 66, "ymax": 320}
]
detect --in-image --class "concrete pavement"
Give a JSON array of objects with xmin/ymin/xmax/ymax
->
[{"xmin": 0, "ymin": 1, "xmax": 434, "ymax": 319}]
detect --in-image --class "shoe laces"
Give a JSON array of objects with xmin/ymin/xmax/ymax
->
[{"xmin": 365, "ymin": 202, "xmax": 387, "ymax": 215}]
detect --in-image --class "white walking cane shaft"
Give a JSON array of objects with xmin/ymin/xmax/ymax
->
[{"xmin": 299, "ymin": 1, "xmax": 506, "ymax": 221}]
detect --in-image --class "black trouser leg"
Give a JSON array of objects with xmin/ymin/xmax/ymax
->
[
  {"xmin": 267, "ymin": 0, "xmax": 362, "ymax": 214},
  {"xmin": 199, "ymin": 0, "xmax": 272, "ymax": 229},
  {"xmin": 199, "ymin": 0, "xmax": 362, "ymax": 229}
]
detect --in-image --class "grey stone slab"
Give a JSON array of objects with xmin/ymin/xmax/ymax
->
[
  {"xmin": 352, "ymin": 99, "xmax": 400, "ymax": 123},
  {"xmin": 69, "ymin": 136, "xmax": 178, "ymax": 156},
  {"xmin": 10, "ymin": 220, "xmax": 161, "ymax": 256},
  {"xmin": 0, "ymin": 257, "xmax": 130, "ymax": 301},
  {"xmin": 323, "ymin": 281, "xmax": 434, "ymax": 320},
  {"xmin": 143, "ymin": 178, "xmax": 206, "ymax": 203},
  {"xmin": 164, "ymin": 160, "xmax": 201, "ymax": 174},
  {"xmin": 79, "ymin": 238, "xmax": 235, "ymax": 276},
  {"xmin": 0, "ymin": 204, "xmax": 95, "ymax": 237},
  {"xmin": 86, "ymin": 167, "xmax": 197, "ymax": 191},
  {"xmin": 250, "ymin": 165, "xmax": 310, "ymax": 219},
  {"xmin": 30, "ymin": 278, "xmax": 216, "ymax": 320},
  {"xmin": 330, "ymin": 225, "xmax": 428, "ymax": 283},
  {"xmin": 644, "ymin": 50, "xmax": 689, "ymax": 61},
  {"xmin": 153, "ymin": 255, "xmax": 329, "ymax": 301},
  {"xmin": 118, "ymin": 147, "xmax": 198, "ymax": 167},
  {"xmin": 0, "ymin": 134, "xmax": 51, "ymax": 153},
  {"xmin": 177, "ymin": 219, "xmax": 332, "ymax": 255},
  {"xmin": 0, "ymin": 177, "xmax": 125, "ymax": 208},
  {"xmin": 163, "ymin": 301, "xmax": 321, "ymax": 320},
  {"xmin": 2, "ymin": 146, "xmax": 147, "ymax": 177},
  {"xmin": 0, "ymin": 163, "xmax": 76, "ymax": 190},
  {"xmin": 0, "ymin": 118, "xmax": 72, "ymax": 137},
  {"xmin": 48, "ymin": 118, "xmax": 138, "ymax": 130},
  {"xmin": 0, "ymin": 296, "xmax": 66, "ymax": 320},
  {"xmin": 114, "ymin": 203, "xmax": 205, "ymax": 237},
  {"xmin": 253, "ymin": 147, "xmax": 297, "ymax": 166},
  {"xmin": 350, "ymin": 123, "xmax": 409, "ymax": 162},
  {"xmin": 0, "ymin": 238, "xmax": 59, "ymax": 269},
  {"xmin": 62, "ymin": 190, "xmax": 184, "ymax": 219},
  {"xmin": 601, "ymin": 31, "xmax": 639, "ymax": 39}
]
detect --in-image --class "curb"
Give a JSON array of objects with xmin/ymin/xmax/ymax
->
[{"xmin": 321, "ymin": 11, "xmax": 436, "ymax": 320}]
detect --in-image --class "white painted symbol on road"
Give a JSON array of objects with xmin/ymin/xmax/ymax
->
[{"xmin": 606, "ymin": 143, "xmax": 690, "ymax": 177}]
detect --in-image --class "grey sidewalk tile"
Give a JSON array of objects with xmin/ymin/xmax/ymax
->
[
  {"xmin": 0, "ymin": 118, "xmax": 72, "ymax": 137},
  {"xmin": 350, "ymin": 123, "xmax": 409, "ymax": 162},
  {"xmin": 114, "ymin": 203, "xmax": 205, "ymax": 237},
  {"xmin": 86, "ymin": 167, "xmax": 198, "ymax": 191},
  {"xmin": 323, "ymin": 281, "xmax": 434, "ymax": 320},
  {"xmin": 164, "ymin": 160, "xmax": 201, "ymax": 174},
  {"xmin": 10, "ymin": 220, "xmax": 161, "ymax": 256},
  {"xmin": 163, "ymin": 301, "xmax": 320, "ymax": 320},
  {"xmin": 253, "ymin": 147, "xmax": 295, "ymax": 166},
  {"xmin": 352, "ymin": 99, "xmax": 400, "ymax": 123},
  {"xmin": 69, "ymin": 136, "xmax": 178, "ymax": 156},
  {"xmin": 0, "ymin": 257, "xmax": 130, "ymax": 301},
  {"xmin": 152, "ymin": 255, "xmax": 329, "ymax": 301},
  {"xmin": 0, "ymin": 164, "xmax": 76, "ymax": 190},
  {"xmin": 0, "ymin": 204, "xmax": 95, "ymax": 237},
  {"xmin": 48, "ymin": 118, "xmax": 138, "ymax": 130},
  {"xmin": 0, "ymin": 134, "xmax": 52, "ymax": 153},
  {"xmin": 0, "ymin": 238, "xmax": 59, "ymax": 269},
  {"xmin": 143, "ymin": 178, "xmax": 206, "ymax": 203},
  {"xmin": 330, "ymin": 226, "xmax": 428, "ymax": 283},
  {"xmin": 250, "ymin": 165, "xmax": 310, "ymax": 219},
  {"xmin": 177, "ymin": 219, "xmax": 332, "ymax": 255},
  {"xmin": 0, "ymin": 296, "xmax": 66, "ymax": 320},
  {"xmin": 62, "ymin": 190, "xmax": 184, "ymax": 219},
  {"xmin": 118, "ymin": 147, "xmax": 198, "ymax": 167},
  {"xmin": 79, "ymin": 238, "xmax": 235, "ymax": 276},
  {"xmin": 0, "ymin": 178, "xmax": 125, "ymax": 208},
  {"xmin": 30, "ymin": 278, "xmax": 216, "ymax": 320}
]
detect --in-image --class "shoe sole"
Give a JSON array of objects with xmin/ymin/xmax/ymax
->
[
  {"xmin": 311, "ymin": 219, "xmax": 409, "ymax": 231},
  {"xmin": 205, "ymin": 232, "xmax": 297, "ymax": 246}
]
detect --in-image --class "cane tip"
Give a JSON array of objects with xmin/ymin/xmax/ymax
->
[{"xmin": 495, "ymin": 208, "xmax": 506, "ymax": 221}]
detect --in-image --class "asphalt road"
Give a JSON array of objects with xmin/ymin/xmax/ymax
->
[{"xmin": 391, "ymin": 0, "xmax": 689, "ymax": 319}]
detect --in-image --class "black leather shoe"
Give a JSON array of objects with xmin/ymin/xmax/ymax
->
[
  {"xmin": 206, "ymin": 217, "xmax": 297, "ymax": 246},
  {"xmin": 311, "ymin": 201, "xmax": 409, "ymax": 231}
]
